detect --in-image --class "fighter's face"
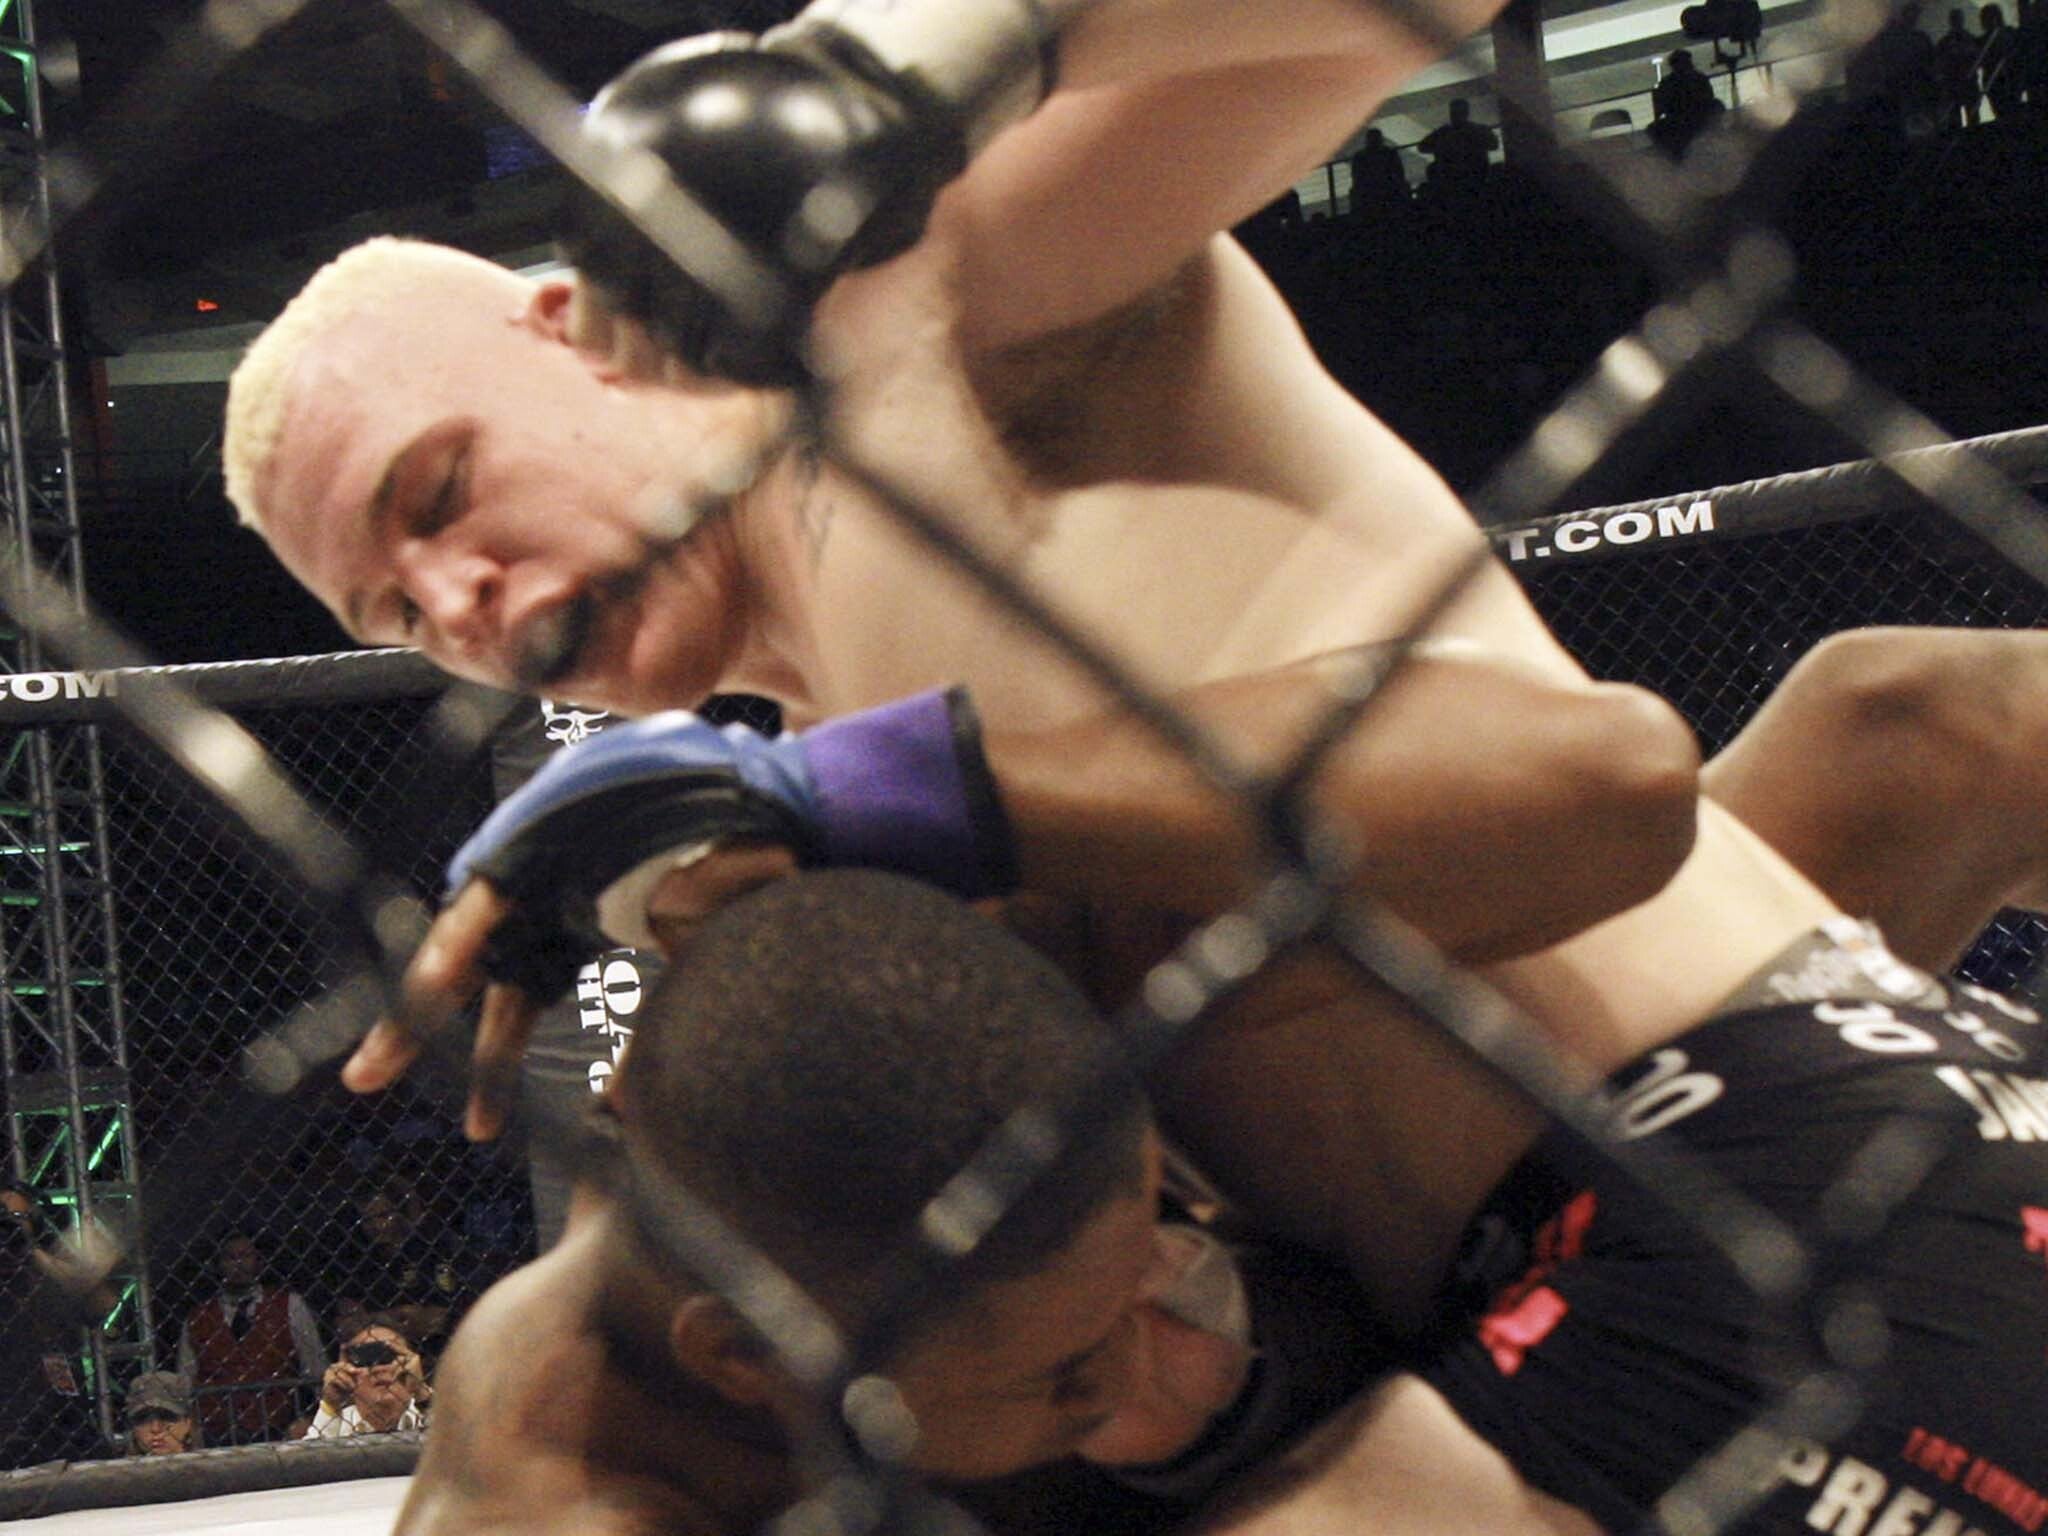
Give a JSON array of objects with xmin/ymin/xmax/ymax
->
[
  {"xmin": 258, "ymin": 285, "xmax": 775, "ymax": 717},
  {"xmin": 881, "ymin": 1140, "xmax": 1164, "ymax": 1482}
]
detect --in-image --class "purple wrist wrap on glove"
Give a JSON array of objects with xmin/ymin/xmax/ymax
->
[{"xmin": 804, "ymin": 686, "xmax": 1017, "ymax": 899}]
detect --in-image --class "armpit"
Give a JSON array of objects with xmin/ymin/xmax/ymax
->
[{"xmin": 971, "ymin": 263, "xmax": 1197, "ymax": 478}]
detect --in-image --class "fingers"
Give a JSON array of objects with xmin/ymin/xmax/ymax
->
[
  {"xmin": 404, "ymin": 1354, "xmax": 433, "ymax": 1402},
  {"xmin": 643, "ymin": 841, "xmax": 801, "ymax": 955},
  {"xmin": 344, "ymin": 882, "xmax": 509, "ymax": 1094},
  {"xmin": 465, "ymin": 982, "xmax": 541, "ymax": 1143},
  {"xmin": 340, "ymin": 1019, "xmax": 424, "ymax": 1095}
]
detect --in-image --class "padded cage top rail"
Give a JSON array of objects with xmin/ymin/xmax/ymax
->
[
  {"xmin": 1487, "ymin": 423, "xmax": 2048, "ymax": 569},
  {"xmin": 0, "ymin": 1431, "xmax": 422, "ymax": 1521},
  {"xmin": 0, "ymin": 647, "xmax": 450, "ymax": 725},
  {"xmin": 12, "ymin": 423, "xmax": 2045, "ymax": 730}
]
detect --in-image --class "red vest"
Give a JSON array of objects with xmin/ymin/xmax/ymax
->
[{"xmin": 185, "ymin": 1289, "xmax": 299, "ymax": 1442}]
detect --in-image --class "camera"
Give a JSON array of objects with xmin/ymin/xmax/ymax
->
[{"xmin": 344, "ymin": 1340, "xmax": 400, "ymax": 1368}]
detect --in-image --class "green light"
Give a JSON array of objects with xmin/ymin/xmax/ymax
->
[
  {"xmin": 87, "ymin": 1117, "xmax": 121, "ymax": 1172},
  {"xmin": 102, "ymin": 1280, "xmax": 135, "ymax": 1329},
  {"xmin": 3, "ymin": 977, "xmax": 108, "ymax": 994}
]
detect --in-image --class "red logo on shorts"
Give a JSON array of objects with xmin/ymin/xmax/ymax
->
[
  {"xmin": 2023, "ymin": 1207, "xmax": 2048, "ymax": 1266},
  {"xmin": 1476, "ymin": 1190, "xmax": 1597, "ymax": 1376}
]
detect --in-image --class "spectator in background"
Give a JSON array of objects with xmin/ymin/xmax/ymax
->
[
  {"xmin": 177, "ymin": 1229, "xmax": 326, "ymax": 1445},
  {"xmin": 2019, "ymin": 0, "xmax": 2047, "ymax": 106},
  {"xmin": 1979, "ymin": 2, "xmax": 2023, "ymax": 114},
  {"xmin": 1846, "ymin": 1, "xmax": 1939, "ymax": 128},
  {"xmin": 1649, "ymin": 49, "xmax": 1726, "ymax": 157},
  {"xmin": 124, "ymin": 1371, "xmax": 199, "ymax": 1456},
  {"xmin": 1416, "ymin": 98, "xmax": 1497, "ymax": 205},
  {"xmin": 1, "ymin": 1178, "xmax": 108, "ymax": 1468},
  {"xmin": 328, "ymin": 1177, "xmax": 475, "ymax": 1357},
  {"xmin": 304, "ymin": 1314, "xmax": 431, "ymax": 1438},
  {"xmin": 1934, "ymin": 6, "xmax": 1987, "ymax": 124},
  {"xmin": 1345, "ymin": 128, "xmax": 1411, "ymax": 218}
]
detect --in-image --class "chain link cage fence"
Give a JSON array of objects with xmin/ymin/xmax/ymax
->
[
  {"xmin": 0, "ymin": 664, "xmax": 781, "ymax": 1469},
  {"xmin": 3, "ymin": 479, "xmax": 2046, "ymax": 1486},
  {"xmin": 0, "ymin": 0, "xmax": 2045, "ymax": 1531}
]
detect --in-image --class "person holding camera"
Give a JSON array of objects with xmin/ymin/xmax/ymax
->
[{"xmin": 303, "ymin": 1315, "xmax": 431, "ymax": 1438}]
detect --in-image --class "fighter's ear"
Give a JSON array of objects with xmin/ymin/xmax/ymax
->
[
  {"xmin": 521, "ymin": 280, "xmax": 581, "ymax": 346},
  {"xmin": 669, "ymin": 1294, "xmax": 781, "ymax": 1406},
  {"xmin": 523, "ymin": 278, "xmax": 661, "ymax": 386}
]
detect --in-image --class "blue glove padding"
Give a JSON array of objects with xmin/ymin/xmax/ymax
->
[{"xmin": 449, "ymin": 686, "xmax": 1017, "ymax": 999}]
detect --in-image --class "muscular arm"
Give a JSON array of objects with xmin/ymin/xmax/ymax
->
[
  {"xmin": 1040, "ymin": 0, "xmax": 1476, "ymax": 85},
  {"xmin": 1703, "ymin": 625, "xmax": 2048, "ymax": 971},
  {"xmin": 363, "ymin": 645, "xmax": 1697, "ymax": 1137},
  {"xmin": 573, "ymin": 0, "xmax": 1502, "ymax": 375},
  {"xmin": 837, "ymin": 0, "xmax": 1506, "ymax": 351},
  {"xmin": 992, "ymin": 643, "xmax": 1702, "ymax": 961}
]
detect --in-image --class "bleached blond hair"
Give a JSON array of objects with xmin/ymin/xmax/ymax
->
[{"xmin": 223, "ymin": 237, "xmax": 530, "ymax": 532}]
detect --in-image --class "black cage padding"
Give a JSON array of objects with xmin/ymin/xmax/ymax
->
[{"xmin": 0, "ymin": 1432, "xmax": 421, "ymax": 1520}]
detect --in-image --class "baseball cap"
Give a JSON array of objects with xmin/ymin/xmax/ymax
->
[{"xmin": 125, "ymin": 1371, "xmax": 192, "ymax": 1421}]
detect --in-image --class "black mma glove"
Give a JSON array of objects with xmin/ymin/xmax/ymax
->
[
  {"xmin": 558, "ymin": 0, "xmax": 1056, "ymax": 387},
  {"xmin": 446, "ymin": 687, "xmax": 1018, "ymax": 1001}
]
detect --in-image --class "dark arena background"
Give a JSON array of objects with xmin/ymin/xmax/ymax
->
[{"xmin": 0, "ymin": 0, "xmax": 2043, "ymax": 1531}]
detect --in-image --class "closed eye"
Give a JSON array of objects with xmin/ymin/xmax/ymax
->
[{"xmin": 417, "ymin": 442, "xmax": 469, "ymax": 535}]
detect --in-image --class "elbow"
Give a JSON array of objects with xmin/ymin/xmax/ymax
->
[
  {"xmin": 1471, "ymin": 682, "xmax": 1701, "ymax": 960},
  {"xmin": 1571, "ymin": 682, "xmax": 1703, "ymax": 911},
  {"xmin": 1415, "ymin": 679, "xmax": 1703, "ymax": 963}
]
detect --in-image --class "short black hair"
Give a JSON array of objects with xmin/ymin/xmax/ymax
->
[
  {"xmin": 616, "ymin": 871, "xmax": 1149, "ymax": 1322},
  {"xmin": 347, "ymin": 1311, "xmax": 418, "ymax": 1351}
]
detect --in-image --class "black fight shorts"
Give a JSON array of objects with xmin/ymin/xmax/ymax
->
[{"xmin": 1423, "ymin": 923, "xmax": 2048, "ymax": 1535}]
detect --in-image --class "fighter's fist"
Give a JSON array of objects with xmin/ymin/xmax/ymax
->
[
  {"xmin": 444, "ymin": 686, "xmax": 1017, "ymax": 1002},
  {"xmin": 557, "ymin": 0, "xmax": 1053, "ymax": 387}
]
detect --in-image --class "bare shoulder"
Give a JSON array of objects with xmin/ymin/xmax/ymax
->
[
  {"xmin": 395, "ymin": 1256, "xmax": 615, "ymax": 1536},
  {"xmin": 1193, "ymin": 1376, "xmax": 1604, "ymax": 1536}
]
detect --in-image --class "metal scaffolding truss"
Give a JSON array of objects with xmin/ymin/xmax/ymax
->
[{"xmin": 0, "ymin": 0, "xmax": 153, "ymax": 1443}]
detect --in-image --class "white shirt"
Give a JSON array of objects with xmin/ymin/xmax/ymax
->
[{"xmin": 301, "ymin": 1400, "xmax": 428, "ymax": 1438}]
